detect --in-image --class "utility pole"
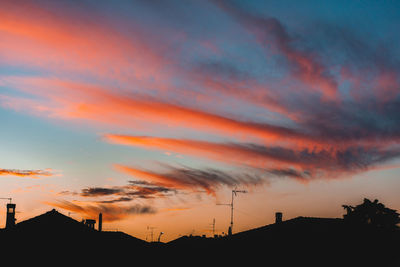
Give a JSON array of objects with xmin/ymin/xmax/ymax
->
[{"xmin": 217, "ymin": 189, "xmax": 247, "ymax": 235}]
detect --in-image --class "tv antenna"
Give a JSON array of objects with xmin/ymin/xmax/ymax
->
[
  {"xmin": 217, "ymin": 188, "xmax": 247, "ymax": 235},
  {"xmin": 157, "ymin": 232, "xmax": 164, "ymax": 242},
  {"xmin": 210, "ymin": 218, "xmax": 216, "ymax": 237},
  {"xmin": 146, "ymin": 226, "xmax": 157, "ymax": 242},
  {"xmin": 0, "ymin": 198, "xmax": 12, "ymax": 203}
]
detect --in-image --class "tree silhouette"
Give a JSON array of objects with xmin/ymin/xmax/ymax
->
[{"xmin": 342, "ymin": 198, "xmax": 400, "ymax": 229}]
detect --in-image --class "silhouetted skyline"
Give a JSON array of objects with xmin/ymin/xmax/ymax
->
[{"xmin": 1, "ymin": 199, "xmax": 398, "ymax": 266}]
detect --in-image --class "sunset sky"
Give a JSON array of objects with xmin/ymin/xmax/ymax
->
[{"xmin": 1, "ymin": 0, "xmax": 400, "ymax": 242}]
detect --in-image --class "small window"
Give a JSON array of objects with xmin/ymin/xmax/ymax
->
[{"xmin": 8, "ymin": 208, "xmax": 14, "ymax": 213}]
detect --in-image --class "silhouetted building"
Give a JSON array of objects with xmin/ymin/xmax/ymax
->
[
  {"xmin": 83, "ymin": 219, "xmax": 96, "ymax": 229},
  {"xmin": 275, "ymin": 212, "xmax": 282, "ymax": 223},
  {"xmin": 6, "ymin": 203, "xmax": 16, "ymax": 229},
  {"xmin": 98, "ymin": 213, "xmax": 102, "ymax": 232}
]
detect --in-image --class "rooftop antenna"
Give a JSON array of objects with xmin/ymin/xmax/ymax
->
[
  {"xmin": 157, "ymin": 232, "xmax": 164, "ymax": 242},
  {"xmin": 217, "ymin": 188, "xmax": 247, "ymax": 235},
  {"xmin": 209, "ymin": 218, "xmax": 216, "ymax": 237},
  {"xmin": 147, "ymin": 226, "xmax": 157, "ymax": 242},
  {"xmin": 211, "ymin": 218, "xmax": 215, "ymax": 237},
  {"xmin": 0, "ymin": 198, "xmax": 12, "ymax": 203}
]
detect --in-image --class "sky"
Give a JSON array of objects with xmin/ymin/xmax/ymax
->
[{"xmin": 1, "ymin": 0, "xmax": 400, "ymax": 242}]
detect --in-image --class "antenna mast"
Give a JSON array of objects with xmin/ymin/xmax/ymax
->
[
  {"xmin": 208, "ymin": 218, "xmax": 216, "ymax": 237},
  {"xmin": 0, "ymin": 198, "xmax": 12, "ymax": 203},
  {"xmin": 157, "ymin": 232, "xmax": 164, "ymax": 242},
  {"xmin": 147, "ymin": 226, "xmax": 157, "ymax": 242},
  {"xmin": 217, "ymin": 189, "xmax": 247, "ymax": 235},
  {"xmin": 212, "ymin": 218, "xmax": 215, "ymax": 237}
]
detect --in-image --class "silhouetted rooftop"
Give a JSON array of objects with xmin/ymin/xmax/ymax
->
[
  {"xmin": 0, "ymin": 211, "xmax": 398, "ymax": 266},
  {"xmin": 14, "ymin": 209, "xmax": 92, "ymax": 233},
  {"xmin": 168, "ymin": 216, "xmax": 344, "ymax": 245},
  {"xmin": 0, "ymin": 209, "xmax": 148, "ymax": 258},
  {"xmin": 165, "ymin": 216, "xmax": 399, "ymax": 266}
]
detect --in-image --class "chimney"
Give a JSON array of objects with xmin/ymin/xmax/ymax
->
[
  {"xmin": 98, "ymin": 213, "xmax": 102, "ymax": 232},
  {"xmin": 228, "ymin": 226, "xmax": 232, "ymax": 236},
  {"xmin": 6, "ymin": 203, "xmax": 16, "ymax": 229},
  {"xmin": 275, "ymin": 212, "xmax": 282, "ymax": 224}
]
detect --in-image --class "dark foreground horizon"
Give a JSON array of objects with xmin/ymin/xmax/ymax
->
[{"xmin": 0, "ymin": 208, "xmax": 398, "ymax": 266}]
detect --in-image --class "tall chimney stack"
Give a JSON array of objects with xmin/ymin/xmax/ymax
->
[
  {"xmin": 275, "ymin": 212, "xmax": 282, "ymax": 224},
  {"xmin": 6, "ymin": 203, "xmax": 16, "ymax": 229},
  {"xmin": 98, "ymin": 213, "xmax": 102, "ymax": 232}
]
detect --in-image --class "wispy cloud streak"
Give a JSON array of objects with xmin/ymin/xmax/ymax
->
[
  {"xmin": 106, "ymin": 135, "xmax": 400, "ymax": 180},
  {"xmin": 1, "ymin": 77, "xmax": 310, "ymax": 145},
  {"xmin": 115, "ymin": 164, "xmax": 265, "ymax": 196},
  {"xmin": 46, "ymin": 200, "xmax": 156, "ymax": 222},
  {"xmin": 62, "ymin": 180, "xmax": 176, "ymax": 202},
  {"xmin": 0, "ymin": 168, "xmax": 54, "ymax": 178},
  {"xmin": 213, "ymin": 0, "xmax": 339, "ymax": 100}
]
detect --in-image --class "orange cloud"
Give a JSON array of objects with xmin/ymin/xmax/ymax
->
[
  {"xmin": 342, "ymin": 67, "xmax": 400, "ymax": 104},
  {"xmin": 213, "ymin": 1, "xmax": 339, "ymax": 101},
  {"xmin": 0, "ymin": 1, "xmax": 170, "ymax": 84},
  {"xmin": 0, "ymin": 2, "xmax": 328, "ymax": 149},
  {"xmin": 283, "ymin": 49, "xmax": 338, "ymax": 101},
  {"xmin": 2, "ymin": 77, "xmax": 314, "ymax": 147},
  {"xmin": 106, "ymin": 135, "xmax": 309, "ymax": 170},
  {"xmin": 105, "ymin": 135, "xmax": 400, "ymax": 180},
  {"xmin": 114, "ymin": 164, "xmax": 267, "ymax": 196},
  {"xmin": 45, "ymin": 200, "xmax": 156, "ymax": 222},
  {"xmin": 1, "ymin": 1, "xmax": 295, "ymax": 125},
  {"xmin": 114, "ymin": 165, "xmax": 192, "ymax": 191},
  {"xmin": 7, "ymin": 76, "xmax": 390, "ymax": 151},
  {"xmin": 0, "ymin": 168, "xmax": 54, "ymax": 178}
]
